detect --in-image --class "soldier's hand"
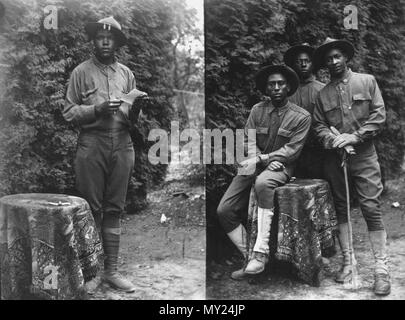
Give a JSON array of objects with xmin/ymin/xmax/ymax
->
[
  {"xmin": 238, "ymin": 156, "xmax": 259, "ymax": 175},
  {"xmin": 239, "ymin": 157, "xmax": 259, "ymax": 168},
  {"xmin": 268, "ymin": 161, "xmax": 285, "ymax": 171},
  {"xmin": 332, "ymin": 133, "xmax": 360, "ymax": 149},
  {"xmin": 95, "ymin": 100, "xmax": 122, "ymax": 117}
]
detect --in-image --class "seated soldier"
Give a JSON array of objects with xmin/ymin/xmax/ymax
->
[{"xmin": 217, "ymin": 65, "xmax": 311, "ymax": 279}]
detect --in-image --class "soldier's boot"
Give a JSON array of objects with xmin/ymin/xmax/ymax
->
[
  {"xmin": 102, "ymin": 227, "xmax": 136, "ymax": 293},
  {"xmin": 369, "ymin": 230, "xmax": 391, "ymax": 296},
  {"xmin": 335, "ymin": 223, "xmax": 355, "ymax": 283},
  {"xmin": 227, "ymin": 224, "xmax": 248, "ymax": 280},
  {"xmin": 244, "ymin": 208, "xmax": 273, "ymax": 274},
  {"xmin": 84, "ymin": 277, "xmax": 101, "ymax": 295}
]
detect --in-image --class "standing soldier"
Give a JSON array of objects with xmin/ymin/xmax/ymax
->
[
  {"xmin": 64, "ymin": 16, "xmax": 147, "ymax": 293},
  {"xmin": 217, "ymin": 65, "xmax": 311, "ymax": 279},
  {"xmin": 284, "ymin": 43, "xmax": 325, "ymax": 178},
  {"xmin": 313, "ymin": 37, "xmax": 390, "ymax": 296}
]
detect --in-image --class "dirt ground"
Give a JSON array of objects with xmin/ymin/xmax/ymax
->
[
  {"xmin": 86, "ymin": 93, "xmax": 206, "ymax": 300},
  {"xmin": 207, "ymin": 173, "xmax": 405, "ymax": 300},
  {"xmin": 90, "ymin": 163, "xmax": 205, "ymax": 300}
]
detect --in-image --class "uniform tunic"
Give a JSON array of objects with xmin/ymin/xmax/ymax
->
[
  {"xmin": 313, "ymin": 69, "xmax": 386, "ymax": 231},
  {"xmin": 289, "ymin": 76, "xmax": 325, "ymax": 178},
  {"xmin": 217, "ymin": 100, "xmax": 311, "ymax": 233},
  {"xmin": 64, "ymin": 56, "xmax": 138, "ymax": 220}
]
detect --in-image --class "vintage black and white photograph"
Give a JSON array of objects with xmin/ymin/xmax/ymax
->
[
  {"xmin": 0, "ymin": 0, "xmax": 204, "ymax": 300},
  {"xmin": 206, "ymin": 0, "xmax": 405, "ymax": 300},
  {"xmin": 0, "ymin": 0, "xmax": 405, "ymax": 305}
]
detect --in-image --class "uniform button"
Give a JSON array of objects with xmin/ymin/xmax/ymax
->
[{"xmin": 343, "ymin": 79, "xmax": 348, "ymax": 84}]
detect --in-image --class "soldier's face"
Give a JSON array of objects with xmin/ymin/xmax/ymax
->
[
  {"xmin": 266, "ymin": 73, "xmax": 290, "ymax": 103},
  {"xmin": 93, "ymin": 29, "xmax": 117, "ymax": 60},
  {"xmin": 294, "ymin": 52, "xmax": 312, "ymax": 78},
  {"xmin": 325, "ymin": 48, "xmax": 348, "ymax": 76}
]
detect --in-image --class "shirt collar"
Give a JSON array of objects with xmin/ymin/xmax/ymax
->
[
  {"xmin": 266, "ymin": 99, "xmax": 291, "ymax": 116},
  {"xmin": 91, "ymin": 55, "xmax": 118, "ymax": 72},
  {"xmin": 300, "ymin": 74, "xmax": 315, "ymax": 84},
  {"xmin": 331, "ymin": 68, "xmax": 352, "ymax": 85}
]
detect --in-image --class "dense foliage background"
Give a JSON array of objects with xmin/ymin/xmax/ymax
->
[
  {"xmin": 0, "ymin": 0, "xmax": 200, "ymax": 211},
  {"xmin": 206, "ymin": 0, "xmax": 405, "ymax": 262}
]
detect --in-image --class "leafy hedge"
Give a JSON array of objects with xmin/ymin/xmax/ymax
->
[
  {"xmin": 206, "ymin": 0, "xmax": 405, "ymax": 261},
  {"xmin": 0, "ymin": 0, "xmax": 196, "ymax": 212}
]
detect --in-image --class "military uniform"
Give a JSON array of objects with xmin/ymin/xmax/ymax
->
[
  {"xmin": 217, "ymin": 100, "xmax": 311, "ymax": 232},
  {"xmin": 312, "ymin": 37, "xmax": 390, "ymax": 295},
  {"xmin": 64, "ymin": 55, "xmax": 137, "ymax": 224},
  {"xmin": 313, "ymin": 69, "xmax": 385, "ymax": 231},
  {"xmin": 63, "ymin": 16, "xmax": 144, "ymax": 293},
  {"xmin": 289, "ymin": 75, "xmax": 325, "ymax": 178},
  {"xmin": 217, "ymin": 65, "xmax": 311, "ymax": 277}
]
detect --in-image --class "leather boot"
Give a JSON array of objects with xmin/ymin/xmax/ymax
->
[
  {"xmin": 227, "ymin": 224, "xmax": 248, "ymax": 280},
  {"xmin": 244, "ymin": 208, "xmax": 273, "ymax": 274},
  {"xmin": 102, "ymin": 227, "xmax": 136, "ymax": 293},
  {"xmin": 369, "ymin": 230, "xmax": 391, "ymax": 296},
  {"xmin": 244, "ymin": 252, "xmax": 268, "ymax": 274},
  {"xmin": 335, "ymin": 223, "xmax": 356, "ymax": 283}
]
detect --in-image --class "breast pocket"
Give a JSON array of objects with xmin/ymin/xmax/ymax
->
[
  {"xmin": 324, "ymin": 102, "xmax": 342, "ymax": 127},
  {"xmin": 351, "ymin": 93, "xmax": 371, "ymax": 122},
  {"xmin": 273, "ymin": 127, "xmax": 293, "ymax": 151},
  {"xmin": 256, "ymin": 127, "xmax": 269, "ymax": 149}
]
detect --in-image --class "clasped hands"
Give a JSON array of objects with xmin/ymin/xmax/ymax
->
[
  {"xmin": 239, "ymin": 156, "xmax": 285, "ymax": 174},
  {"xmin": 331, "ymin": 133, "xmax": 360, "ymax": 149}
]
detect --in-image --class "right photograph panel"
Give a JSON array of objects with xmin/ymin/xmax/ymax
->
[{"xmin": 205, "ymin": 0, "xmax": 405, "ymax": 300}]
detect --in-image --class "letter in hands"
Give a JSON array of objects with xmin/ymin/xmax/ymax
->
[{"xmin": 120, "ymin": 88, "xmax": 149, "ymax": 109}]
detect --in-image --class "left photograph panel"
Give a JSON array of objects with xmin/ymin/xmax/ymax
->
[{"xmin": 0, "ymin": 0, "xmax": 205, "ymax": 300}]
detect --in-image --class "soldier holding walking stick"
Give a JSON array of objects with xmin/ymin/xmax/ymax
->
[{"xmin": 313, "ymin": 37, "xmax": 391, "ymax": 296}]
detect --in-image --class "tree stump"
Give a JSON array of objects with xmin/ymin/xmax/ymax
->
[
  {"xmin": 247, "ymin": 179, "xmax": 338, "ymax": 286},
  {"xmin": 0, "ymin": 194, "xmax": 103, "ymax": 300}
]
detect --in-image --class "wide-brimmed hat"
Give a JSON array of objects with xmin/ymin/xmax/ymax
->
[
  {"xmin": 283, "ymin": 43, "xmax": 315, "ymax": 68},
  {"xmin": 255, "ymin": 64, "xmax": 299, "ymax": 96},
  {"xmin": 85, "ymin": 16, "xmax": 127, "ymax": 47},
  {"xmin": 313, "ymin": 37, "xmax": 355, "ymax": 70}
]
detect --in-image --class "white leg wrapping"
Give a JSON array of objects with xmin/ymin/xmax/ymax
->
[{"xmin": 253, "ymin": 207, "xmax": 273, "ymax": 255}]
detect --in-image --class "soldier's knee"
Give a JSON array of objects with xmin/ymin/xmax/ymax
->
[
  {"xmin": 254, "ymin": 177, "xmax": 277, "ymax": 195},
  {"xmin": 217, "ymin": 202, "xmax": 240, "ymax": 232},
  {"xmin": 217, "ymin": 202, "xmax": 230, "ymax": 221},
  {"xmin": 358, "ymin": 197, "xmax": 380, "ymax": 213}
]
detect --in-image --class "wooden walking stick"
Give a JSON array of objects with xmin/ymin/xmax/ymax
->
[
  {"xmin": 341, "ymin": 151, "xmax": 360, "ymax": 289},
  {"xmin": 330, "ymin": 126, "xmax": 359, "ymax": 289}
]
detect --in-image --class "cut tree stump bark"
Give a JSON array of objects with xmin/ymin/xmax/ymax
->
[{"xmin": 0, "ymin": 193, "xmax": 103, "ymax": 300}]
